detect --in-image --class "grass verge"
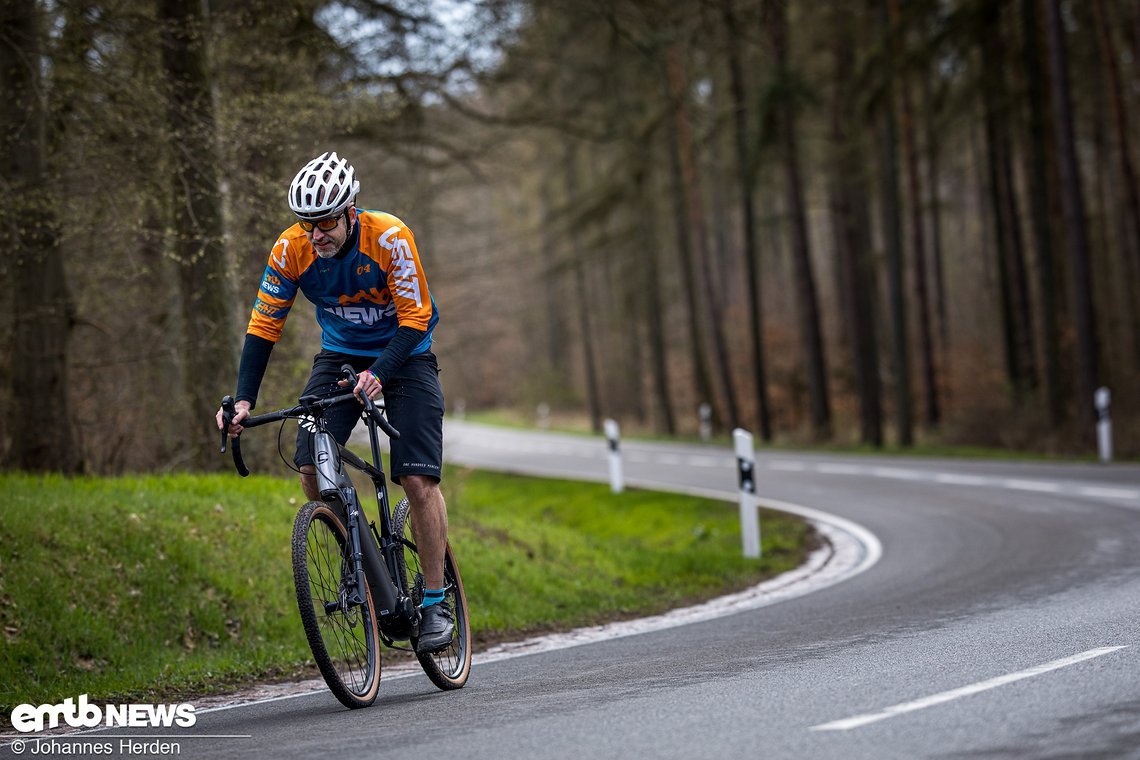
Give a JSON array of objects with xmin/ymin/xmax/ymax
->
[{"xmin": 0, "ymin": 467, "xmax": 810, "ymax": 716}]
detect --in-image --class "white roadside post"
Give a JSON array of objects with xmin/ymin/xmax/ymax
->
[
  {"xmin": 699, "ymin": 403, "xmax": 713, "ymax": 442},
  {"xmin": 733, "ymin": 428, "xmax": 761, "ymax": 558},
  {"xmin": 1095, "ymin": 387, "xmax": 1113, "ymax": 463},
  {"xmin": 604, "ymin": 418, "xmax": 624, "ymax": 494},
  {"xmin": 454, "ymin": 399, "xmax": 466, "ymax": 420},
  {"xmin": 537, "ymin": 402, "xmax": 551, "ymax": 431}
]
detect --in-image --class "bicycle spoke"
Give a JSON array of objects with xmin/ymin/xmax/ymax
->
[
  {"xmin": 391, "ymin": 498, "xmax": 469, "ymax": 690},
  {"xmin": 306, "ymin": 528, "xmax": 339, "ymax": 602},
  {"xmin": 294, "ymin": 504, "xmax": 380, "ymax": 707}
]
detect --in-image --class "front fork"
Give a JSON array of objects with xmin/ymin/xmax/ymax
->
[
  {"xmin": 314, "ymin": 431, "xmax": 413, "ymax": 627},
  {"xmin": 341, "ymin": 487, "xmax": 397, "ymax": 614}
]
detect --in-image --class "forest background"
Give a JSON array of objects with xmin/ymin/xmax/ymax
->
[{"xmin": 3, "ymin": 0, "xmax": 1138, "ymax": 475}]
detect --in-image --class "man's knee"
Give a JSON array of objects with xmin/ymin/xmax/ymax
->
[
  {"xmin": 401, "ymin": 475, "xmax": 440, "ymax": 503},
  {"xmin": 300, "ymin": 464, "xmax": 319, "ymax": 501}
]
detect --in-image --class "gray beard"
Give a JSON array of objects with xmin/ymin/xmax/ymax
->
[{"xmin": 315, "ymin": 246, "xmax": 338, "ymax": 259}]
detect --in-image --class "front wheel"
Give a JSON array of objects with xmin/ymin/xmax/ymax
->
[
  {"xmin": 393, "ymin": 498, "xmax": 472, "ymax": 690},
  {"xmin": 292, "ymin": 501, "xmax": 382, "ymax": 708}
]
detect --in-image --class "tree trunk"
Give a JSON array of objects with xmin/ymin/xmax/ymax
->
[
  {"xmin": 1091, "ymin": 0, "xmax": 1140, "ymax": 368},
  {"xmin": 767, "ymin": 0, "xmax": 831, "ymax": 439},
  {"xmin": 660, "ymin": 53, "xmax": 715, "ymax": 428},
  {"xmin": 563, "ymin": 145, "xmax": 603, "ymax": 434},
  {"xmin": 633, "ymin": 144, "xmax": 676, "ymax": 435},
  {"xmin": 920, "ymin": 76, "xmax": 949, "ymax": 356},
  {"xmin": 705, "ymin": 124, "xmax": 735, "ymax": 301},
  {"xmin": 602, "ymin": 159, "xmax": 647, "ymax": 425},
  {"xmin": 539, "ymin": 180, "xmax": 569, "ymax": 376},
  {"xmin": 573, "ymin": 260, "xmax": 603, "ymax": 434},
  {"xmin": 831, "ymin": 4, "xmax": 883, "ymax": 447},
  {"xmin": 892, "ymin": 0, "xmax": 939, "ymax": 429},
  {"xmin": 722, "ymin": 0, "xmax": 773, "ymax": 441},
  {"xmin": 158, "ymin": 0, "xmax": 235, "ymax": 469},
  {"xmin": 970, "ymin": 115, "xmax": 999, "ymax": 309},
  {"xmin": 2, "ymin": 0, "xmax": 79, "ymax": 472},
  {"xmin": 980, "ymin": 8, "xmax": 1037, "ymax": 398},
  {"xmin": 664, "ymin": 41, "xmax": 741, "ymax": 429},
  {"xmin": 1021, "ymin": 0, "xmax": 1064, "ymax": 426},
  {"xmin": 1091, "ymin": 70, "xmax": 1129, "ymax": 382},
  {"xmin": 877, "ymin": 0, "xmax": 913, "ymax": 447},
  {"xmin": 1043, "ymin": 0, "xmax": 1101, "ymax": 439}
]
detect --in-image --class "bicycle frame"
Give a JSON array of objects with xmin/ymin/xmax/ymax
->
[
  {"xmin": 311, "ymin": 421, "xmax": 411, "ymax": 627},
  {"xmin": 221, "ymin": 372, "xmax": 417, "ymax": 636}
]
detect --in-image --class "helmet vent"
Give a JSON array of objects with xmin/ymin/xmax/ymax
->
[{"xmin": 287, "ymin": 151, "xmax": 360, "ymax": 221}]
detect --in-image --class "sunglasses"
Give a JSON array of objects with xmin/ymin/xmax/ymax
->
[{"xmin": 298, "ymin": 213, "xmax": 343, "ymax": 232}]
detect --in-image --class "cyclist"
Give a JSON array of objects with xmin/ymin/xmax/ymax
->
[{"xmin": 216, "ymin": 151, "xmax": 453, "ymax": 654}]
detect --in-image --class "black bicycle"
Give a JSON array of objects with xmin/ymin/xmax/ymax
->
[{"xmin": 219, "ymin": 365, "xmax": 471, "ymax": 707}]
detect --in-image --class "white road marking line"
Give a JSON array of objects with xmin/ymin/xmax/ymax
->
[
  {"xmin": 1079, "ymin": 487, "xmax": 1140, "ymax": 501},
  {"xmin": 934, "ymin": 473, "xmax": 989, "ymax": 486},
  {"xmin": 772, "ymin": 466, "xmax": 1136, "ymax": 505},
  {"xmin": 871, "ymin": 467, "xmax": 926, "ymax": 481},
  {"xmin": 810, "ymin": 646, "xmax": 1129, "ymax": 732},
  {"xmin": 1004, "ymin": 479, "xmax": 1061, "ymax": 493},
  {"xmin": 817, "ymin": 463, "xmax": 865, "ymax": 475}
]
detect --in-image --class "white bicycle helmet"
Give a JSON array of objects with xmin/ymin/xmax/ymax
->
[{"xmin": 287, "ymin": 151, "xmax": 360, "ymax": 221}]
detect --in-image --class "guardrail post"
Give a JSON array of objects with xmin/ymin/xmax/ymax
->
[
  {"xmin": 1095, "ymin": 387, "xmax": 1112, "ymax": 463},
  {"xmin": 733, "ymin": 428, "xmax": 761, "ymax": 558},
  {"xmin": 699, "ymin": 403, "xmax": 712, "ymax": 442},
  {"xmin": 604, "ymin": 418, "xmax": 624, "ymax": 494}
]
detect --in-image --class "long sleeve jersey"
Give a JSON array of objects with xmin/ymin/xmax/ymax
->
[{"xmin": 236, "ymin": 210, "xmax": 439, "ymax": 406}]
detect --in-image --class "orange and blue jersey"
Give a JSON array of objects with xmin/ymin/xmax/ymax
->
[{"xmin": 247, "ymin": 210, "xmax": 438, "ymax": 357}]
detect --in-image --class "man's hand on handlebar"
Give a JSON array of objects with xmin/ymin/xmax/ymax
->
[
  {"xmin": 216, "ymin": 399, "xmax": 251, "ymax": 438},
  {"xmin": 339, "ymin": 369, "xmax": 382, "ymax": 404}
]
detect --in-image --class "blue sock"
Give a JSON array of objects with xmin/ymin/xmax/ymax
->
[{"xmin": 421, "ymin": 588, "xmax": 446, "ymax": 608}]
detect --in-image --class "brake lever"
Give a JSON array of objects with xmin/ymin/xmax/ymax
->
[
  {"xmin": 221, "ymin": 396, "xmax": 235, "ymax": 454},
  {"xmin": 220, "ymin": 396, "xmax": 250, "ymax": 477},
  {"xmin": 340, "ymin": 364, "xmax": 401, "ymax": 440}
]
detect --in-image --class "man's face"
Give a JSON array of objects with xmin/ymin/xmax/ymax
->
[{"xmin": 306, "ymin": 206, "xmax": 357, "ymax": 258}]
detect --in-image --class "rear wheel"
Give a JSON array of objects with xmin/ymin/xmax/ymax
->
[
  {"xmin": 393, "ymin": 498, "xmax": 472, "ymax": 690},
  {"xmin": 292, "ymin": 501, "xmax": 381, "ymax": 708}
]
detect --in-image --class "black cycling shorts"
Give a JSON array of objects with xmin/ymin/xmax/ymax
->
[{"xmin": 293, "ymin": 349, "xmax": 444, "ymax": 484}]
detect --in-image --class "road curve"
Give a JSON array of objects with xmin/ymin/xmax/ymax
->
[{"xmin": 8, "ymin": 423, "xmax": 1140, "ymax": 759}]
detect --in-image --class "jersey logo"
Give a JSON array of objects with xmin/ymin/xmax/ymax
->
[
  {"xmin": 338, "ymin": 288, "xmax": 390, "ymax": 307},
  {"xmin": 379, "ymin": 226, "xmax": 422, "ymax": 307},
  {"xmin": 272, "ymin": 239, "xmax": 289, "ymax": 270},
  {"xmin": 324, "ymin": 304, "xmax": 396, "ymax": 325}
]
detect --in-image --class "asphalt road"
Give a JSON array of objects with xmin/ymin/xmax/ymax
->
[{"xmin": 7, "ymin": 422, "xmax": 1140, "ymax": 759}]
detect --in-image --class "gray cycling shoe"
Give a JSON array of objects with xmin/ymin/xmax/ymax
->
[{"xmin": 416, "ymin": 601, "xmax": 455, "ymax": 654}]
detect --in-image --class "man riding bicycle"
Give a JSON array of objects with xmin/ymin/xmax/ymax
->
[{"xmin": 216, "ymin": 151, "xmax": 453, "ymax": 654}]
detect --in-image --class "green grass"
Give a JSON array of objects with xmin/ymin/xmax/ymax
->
[{"xmin": 0, "ymin": 468, "xmax": 808, "ymax": 714}]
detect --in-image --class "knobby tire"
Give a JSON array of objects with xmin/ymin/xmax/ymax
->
[
  {"xmin": 292, "ymin": 501, "xmax": 382, "ymax": 708},
  {"xmin": 393, "ymin": 497, "xmax": 472, "ymax": 690}
]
